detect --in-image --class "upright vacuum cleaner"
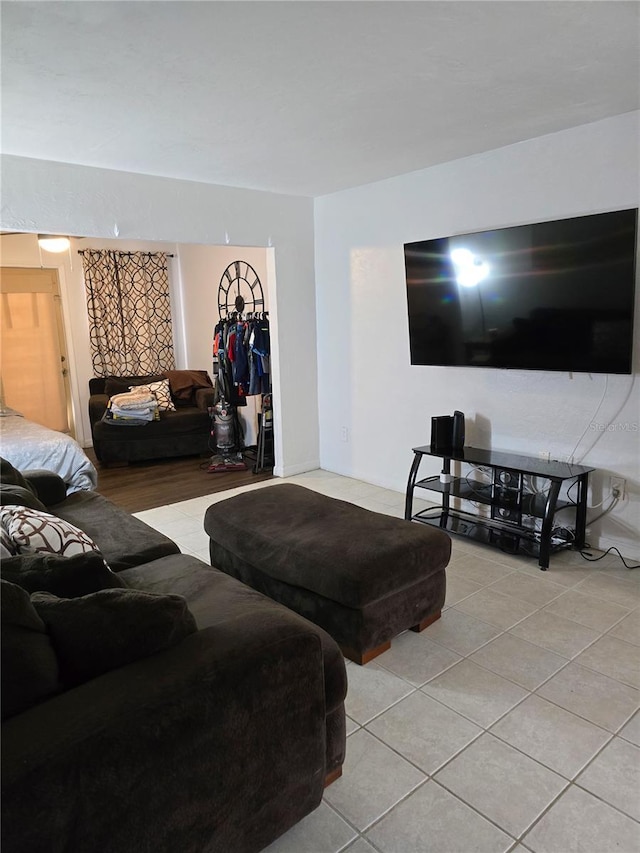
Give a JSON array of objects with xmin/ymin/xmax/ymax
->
[{"xmin": 207, "ymin": 397, "xmax": 247, "ymax": 473}]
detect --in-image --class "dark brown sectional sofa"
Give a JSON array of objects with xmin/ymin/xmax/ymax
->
[{"xmin": 0, "ymin": 462, "xmax": 347, "ymax": 853}]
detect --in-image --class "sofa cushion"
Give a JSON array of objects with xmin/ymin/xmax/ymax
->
[
  {"xmin": 91, "ymin": 407, "xmax": 210, "ymax": 440},
  {"xmin": 0, "ymin": 505, "xmax": 104, "ymax": 560},
  {"xmin": 137, "ymin": 379, "xmax": 176, "ymax": 412},
  {"xmin": 31, "ymin": 587, "xmax": 197, "ymax": 688},
  {"xmin": 120, "ymin": 554, "xmax": 348, "ymax": 716},
  {"xmin": 1, "ymin": 551, "xmax": 126, "ymax": 597},
  {"xmin": 1, "ymin": 580, "xmax": 61, "ymax": 720}
]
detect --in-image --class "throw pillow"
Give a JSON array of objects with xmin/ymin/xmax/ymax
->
[
  {"xmin": 1, "ymin": 551, "xmax": 126, "ymax": 597},
  {"xmin": 1, "ymin": 580, "xmax": 62, "ymax": 720},
  {"xmin": 136, "ymin": 379, "xmax": 176, "ymax": 412},
  {"xmin": 1, "ymin": 525, "xmax": 16, "ymax": 556},
  {"xmin": 0, "ymin": 505, "xmax": 103, "ymax": 559},
  {"xmin": 32, "ymin": 588, "xmax": 197, "ymax": 688}
]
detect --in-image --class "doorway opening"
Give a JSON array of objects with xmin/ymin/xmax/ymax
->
[{"xmin": 0, "ymin": 267, "xmax": 75, "ymax": 436}]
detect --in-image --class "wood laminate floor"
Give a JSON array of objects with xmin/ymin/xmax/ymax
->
[{"xmin": 85, "ymin": 449, "xmax": 273, "ymax": 513}]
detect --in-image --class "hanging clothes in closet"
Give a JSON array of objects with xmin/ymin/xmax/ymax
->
[
  {"xmin": 213, "ymin": 313, "xmax": 271, "ymax": 407},
  {"xmin": 248, "ymin": 314, "xmax": 271, "ymax": 396}
]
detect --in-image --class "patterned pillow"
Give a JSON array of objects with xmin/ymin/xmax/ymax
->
[
  {"xmin": 135, "ymin": 379, "xmax": 176, "ymax": 412},
  {"xmin": 0, "ymin": 506, "xmax": 102, "ymax": 559},
  {"xmin": 1, "ymin": 526, "xmax": 16, "ymax": 557}
]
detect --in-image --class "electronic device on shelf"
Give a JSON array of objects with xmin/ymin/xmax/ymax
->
[
  {"xmin": 452, "ymin": 410, "xmax": 465, "ymax": 449},
  {"xmin": 430, "ymin": 415, "xmax": 454, "ymax": 449},
  {"xmin": 430, "ymin": 410, "xmax": 465, "ymax": 451},
  {"xmin": 404, "ymin": 207, "xmax": 638, "ymax": 374},
  {"xmin": 404, "ymin": 444, "xmax": 594, "ymax": 570}
]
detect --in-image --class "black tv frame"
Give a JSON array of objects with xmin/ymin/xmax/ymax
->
[{"xmin": 404, "ymin": 208, "xmax": 638, "ymax": 375}]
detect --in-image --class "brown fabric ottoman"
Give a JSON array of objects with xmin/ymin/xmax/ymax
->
[{"xmin": 204, "ymin": 483, "xmax": 450, "ymax": 664}]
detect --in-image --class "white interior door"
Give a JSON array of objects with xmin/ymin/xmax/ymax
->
[{"xmin": 0, "ymin": 267, "xmax": 74, "ymax": 435}]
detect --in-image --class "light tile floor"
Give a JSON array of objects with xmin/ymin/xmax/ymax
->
[{"xmin": 134, "ymin": 469, "xmax": 640, "ymax": 853}]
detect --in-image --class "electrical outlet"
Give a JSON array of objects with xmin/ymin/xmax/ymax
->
[
  {"xmin": 340, "ymin": 426, "xmax": 349, "ymax": 443},
  {"xmin": 538, "ymin": 451, "xmax": 550, "ymax": 462},
  {"xmin": 610, "ymin": 476, "xmax": 626, "ymax": 498}
]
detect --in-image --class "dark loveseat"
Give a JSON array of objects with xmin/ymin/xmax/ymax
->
[
  {"xmin": 1, "ymin": 463, "xmax": 347, "ymax": 853},
  {"xmin": 88, "ymin": 371, "xmax": 215, "ymax": 465}
]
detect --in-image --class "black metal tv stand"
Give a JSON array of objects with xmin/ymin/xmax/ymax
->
[{"xmin": 405, "ymin": 446, "xmax": 594, "ymax": 570}]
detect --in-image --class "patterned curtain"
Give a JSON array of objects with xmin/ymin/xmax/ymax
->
[{"xmin": 80, "ymin": 250, "xmax": 176, "ymax": 377}]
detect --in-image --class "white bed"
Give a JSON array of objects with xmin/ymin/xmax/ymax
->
[{"xmin": 0, "ymin": 409, "xmax": 98, "ymax": 494}]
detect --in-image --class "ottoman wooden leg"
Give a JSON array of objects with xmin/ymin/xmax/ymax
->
[
  {"xmin": 410, "ymin": 610, "xmax": 442, "ymax": 633},
  {"xmin": 324, "ymin": 767, "xmax": 343, "ymax": 787},
  {"xmin": 340, "ymin": 640, "xmax": 391, "ymax": 666}
]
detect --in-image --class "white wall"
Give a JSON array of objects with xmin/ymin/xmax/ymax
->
[
  {"xmin": 315, "ymin": 113, "xmax": 640, "ymax": 558},
  {"xmin": 0, "ymin": 157, "xmax": 319, "ymax": 476},
  {"xmin": 176, "ymin": 244, "xmax": 269, "ymax": 368}
]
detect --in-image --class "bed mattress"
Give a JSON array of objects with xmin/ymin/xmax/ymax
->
[{"xmin": 0, "ymin": 410, "xmax": 97, "ymax": 494}]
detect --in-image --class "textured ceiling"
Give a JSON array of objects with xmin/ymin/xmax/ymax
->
[{"xmin": 2, "ymin": 1, "xmax": 639, "ymax": 197}]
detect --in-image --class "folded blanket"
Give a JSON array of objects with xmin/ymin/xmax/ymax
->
[
  {"xmin": 103, "ymin": 401, "xmax": 159, "ymax": 425},
  {"xmin": 164, "ymin": 370, "xmax": 212, "ymax": 401},
  {"xmin": 110, "ymin": 390, "xmax": 155, "ymax": 410},
  {"xmin": 109, "ymin": 404, "xmax": 157, "ymax": 421}
]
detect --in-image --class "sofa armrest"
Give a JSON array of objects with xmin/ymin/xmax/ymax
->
[
  {"xmin": 2, "ymin": 620, "xmax": 327, "ymax": 853},
  {"xmin": 195, "ymin": 387, "xmax": 216, "ymax": 412},
  {"xmin": 88, "ymin": 393, "xmax": 109, "ymax": 427},
  {"xmin": 0, "ymin": 484, "xmax": 46, "ymax": 510},
  {"xmin": 22, "ymin": 470, "xmax": 67, "ymax": 507}
]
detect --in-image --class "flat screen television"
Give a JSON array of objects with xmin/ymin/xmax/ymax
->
[{"xmin": 404, "ymin": 208, "xmax": 638, "ymax": 374}]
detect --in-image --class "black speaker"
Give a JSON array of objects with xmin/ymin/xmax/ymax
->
[
  {"xmin": 452, "ymin": 411, "xmax": 465, "ymax": 449},
  {"xmin": 492, "ymin": 468, "xmax": 522, "ymax": 512},
  {"xmin": 494, "ymin": 468, "xmax": 521, "ymax": 490},
  {"xmin": 430, "ymin": 415, "xmax": 454, "ymax": 449},
  {"xmin": 491, "ymin": 504, "xmax": 522, "ymax": 524}
]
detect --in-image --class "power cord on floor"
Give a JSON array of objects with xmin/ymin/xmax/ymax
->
[
  {"xmin": 579, "ymin": 545, "xmax": 640, "ymax": 570},
  {"xmin": 560, "ymin": 490, "xmax": 638, "ymax": 568}
]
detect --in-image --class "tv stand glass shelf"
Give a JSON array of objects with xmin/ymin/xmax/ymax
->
[{"xmin": 405, "ymin": 446, "xmax": 594, "ymax": 570}]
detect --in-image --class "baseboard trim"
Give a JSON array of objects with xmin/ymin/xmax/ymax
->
[
  {"xmin": 584, "ymin": 534, "xmax": 640, "ymax": 563},
  {"xmin": 276, "ymin": 459, "xmax": 321, "ymax": 478}
]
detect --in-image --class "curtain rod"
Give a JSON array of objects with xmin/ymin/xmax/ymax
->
[{"xmin": 78, "ymin": 250, "xmax": 175, "ymax": 257}]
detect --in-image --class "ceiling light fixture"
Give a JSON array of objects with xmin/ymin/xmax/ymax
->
[{"xmin": 37, "ymin": 235, "xmax": 71, "ymax": 253}]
